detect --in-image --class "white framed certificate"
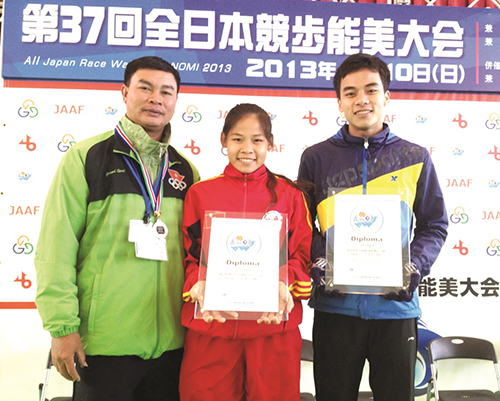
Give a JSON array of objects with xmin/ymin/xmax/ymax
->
[
  {"xmin": 334, "ymin": 194, "xmax": 402, "ymax": 287},
  {"xmin": 324, "ymin": 188, "xmax": 411, "ymax": 295},
  {"xmin": 195, "ymin": 211, "xmax": 289, "ymax": 320}
]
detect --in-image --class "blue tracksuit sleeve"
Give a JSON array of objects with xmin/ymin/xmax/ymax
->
[
  {"xmin": 410, "ymin": 152, "xmax": 448, "ymax": 277},
  {"xmin": 298, "ymin": 149, "xmax": 326, "ymax": 262}
]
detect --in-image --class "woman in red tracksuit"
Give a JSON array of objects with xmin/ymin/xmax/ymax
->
[{"xmin": 179, "ymin": 103, "xmax": 312, "ymax": 401}]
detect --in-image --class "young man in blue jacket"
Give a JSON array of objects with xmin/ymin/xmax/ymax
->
[{"xmin": 298, "ymin": 53, "xmax": 448, "ymax": 401}]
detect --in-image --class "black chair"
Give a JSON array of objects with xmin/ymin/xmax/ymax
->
[
  {"xmin": 38, "ymin": 350, "xmax": 72, "ymax": 401},
  {"xmin": 426, "ymin": 336, "xmax": 500, "ymax": 401}
]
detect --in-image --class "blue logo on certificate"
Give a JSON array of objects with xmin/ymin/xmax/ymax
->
[
  {"xmin": 350, "ymin": 205, "xmax": 384, "ymax": 235},
  {"xmin": 227, "ymin": 231, "xmax": 262, "ymax": 258}
]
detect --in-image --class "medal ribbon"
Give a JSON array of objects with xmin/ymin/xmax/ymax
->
[{"xmin": 115, "ymin": 123, "xmax": 169, "ymax": 222}]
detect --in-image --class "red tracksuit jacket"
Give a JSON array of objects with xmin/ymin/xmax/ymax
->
[{"xmin": 181, "ymin": 163, "xmax": 312, "ymax": 339}]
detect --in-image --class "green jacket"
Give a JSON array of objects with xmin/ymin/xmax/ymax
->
[{"xmin": 35, "ymin": 116, "xmax": 199, "ymax": 359}]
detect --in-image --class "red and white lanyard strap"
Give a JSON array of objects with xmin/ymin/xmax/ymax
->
[{"xmin": 115, "ymin": 122, "xmax": 169, "ymax": 223}]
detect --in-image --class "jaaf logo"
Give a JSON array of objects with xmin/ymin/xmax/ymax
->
[
  {"xmin": 445, "ymin": 178, "xmax": 472, "ymax": 188},
  {"xmin": 18, "ymin": 171, "xmax": 33, "ymax": 184},
  {"xmin": 13, "ymin": 235, "xmax": 34, "ymax": 255},
  {"xmin": 350, "ymin": 205, "xmax": 383, "ymax": 235},
  {"xmin": 18, "ymin": 99, "xmax": 39, "ymax": 118},
  {"xmin": 489, "ymin": 180, "xmax": 500, "ymax": 188},
  {"xmin": 452, "ymin": 147, "xmax": 464, "ymax": 156},
  {"xmin": 226, "ymin": 230, "xmax": 261, "ymax": 258},
  {"xmin": 303, "ymin": 111, "xmax": 318, "ymax": 126},
  {"xmin": 105, "ymin": 106, "xmax": 119, "ymax": 115},
  {"xmin": 450, "ymin": 207, "xmax": 469, "ymax": 224},
  {"xmin": 168, "ymin": 169, "xmax": 187, "ymax": 191},
  {"xmin": 54, "ymin": 105, "xmax": 84, "ymax": 114},
  {"xmin": 14, "ymin": 272, "xmax": 32, "ymax": 289},
  {"xmin": 486, "ymin": 239, "xmax": 500, "ymax": 256},
  {"xmin": 9, "ymin": 205, "xmax": 40, "ymax": 215},
  {"xmin": 218, "ymin": 110, "xmax": 228, "ymax": 119},
  {"xmin": 452, "ymin": 113, "xmax": 467, "ymax": 128},
  {"xmin": 482, "ymin": 210, "xmax": 500, "ymax": 220},
  {"xmin": 485, "ymin": 112, "xmax": 500, "ymax": 130},
  {"xmin": 182, "ymin": 105, "xmax": 202, "ymax": 123},
  {"xmin": 415, "ymin": 115, "xmax": 427, "ymax": 124},
  {"xmin": 58, "ymin": 134, "xmax": 77, "ymax": 152},
  {"xmin": 452, "ymin": 240, "xmax": 468, "ymax": 256}
]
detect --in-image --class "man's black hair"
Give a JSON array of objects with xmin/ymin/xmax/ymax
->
[
  {"xmin": 333, "ymin": 53, "xmax": 391, "ymax": 99},
  {"xmin": 124, "ymin": 56, "xmax": 180, "ymax": 93}
]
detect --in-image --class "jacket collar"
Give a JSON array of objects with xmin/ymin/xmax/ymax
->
[
  {"xmin": 119, "ymin": 115, "xmax": 171, "ymax": 155},
  {"xmin": 336, "ymin": 123, "xmax": 393, "ymax": 147},
  {"xmin": 223, "ymin": 163, "xmax": 268, "ymax": 181}
]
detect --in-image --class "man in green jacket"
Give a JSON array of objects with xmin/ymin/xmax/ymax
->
[{"xmin": 35, "ymin": 56, "xmax": 199, "ymax": 401}]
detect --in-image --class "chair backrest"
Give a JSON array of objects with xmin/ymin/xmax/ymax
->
[{"xmin": 428, "ymin": 337, "xmax": 498, "ymax": 364}]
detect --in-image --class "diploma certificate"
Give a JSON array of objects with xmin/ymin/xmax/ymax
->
[
  {"xmin": 334, "ymin": 194, "xmax": 403, "ymax": 287},
  {"xmin": 325, "ymin": 189, "xmax": 411, "ymax": 294},
  {"xmin": 203, "ymin": 216, "xmax": 282, "ymax": 313}
]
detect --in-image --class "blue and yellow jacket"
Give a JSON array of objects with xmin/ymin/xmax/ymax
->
[{"xmin": 298, "ymin": 124, "xmax": 448, "ymax": 320}]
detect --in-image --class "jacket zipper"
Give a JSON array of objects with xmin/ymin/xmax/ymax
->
[
  {"xmin": 362, "ymin": 138, "xmax": 369, "ymax": 317},
  {"xmin": 151, "ymin": 260, "xmax": 161, "ymax": 356},
  {"xmin": 233, "ymin": 175, "xmax": 249, "ymax": 338},
  {"xmin": 243, "ymin": 174, "xmax": 248, "ymax": 214},
  {"xmin": 117, "ymin": 143, "xmax": 163, "ymax": 355},
  {"xmin": 362, "ymin": 138, "xmax": 369, "ymax": 195}
]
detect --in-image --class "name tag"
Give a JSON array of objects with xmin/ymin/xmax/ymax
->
[{"xmin": 129, "ymin": 219, "xmax": 168, "ymax": 261}]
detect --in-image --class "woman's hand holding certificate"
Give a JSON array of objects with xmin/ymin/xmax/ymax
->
[
  {"xmin": 190, "ymin": 280, "xmax": 239, "ymax": 323},
  {"xmin": 257, "ymin": 282, "xmax": 293, "ymax": 325}
]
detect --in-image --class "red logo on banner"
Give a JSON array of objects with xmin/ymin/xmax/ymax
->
[
  {"xmin": 270, "ymin": 144, "xmax": 285, "ymax": 153},
  {"xmin": 482, "ymin": 211, "xmax": 500, "ymax": 220},
  {"xmin": 452, "ymin": 113, "xmax": 468, "ymax": 128},
  {"xmin": 445, "ymin": 179, "xmax": 472, "ymax": 187},
  {"xmin": 452, "ymin": 240, "xmax": 469, "ymax": 256},
  {"xmin": 488, "ymin": 146, "xmax": 500, "ymax": 161},
  {"xmin": 9, "ymin": 206, "xmax": 40, "ymax": 215},
  {"xmin": 303, "ymin": 111, "xmax": 318, "ymax": 126},
  {"xmin": 14, "ymin": 272, "xmax": 32, "ymax": 289},
  {"xmin": 19, "ymin": 135, "xmax": 36, "ymax": 151},
  {"xmin": 184, "ymin": 139, "xmax": 201, "ymax": 155},
  {"xmin": 54, "ymin": 105, "xmax": 84, "ymax": 114}
]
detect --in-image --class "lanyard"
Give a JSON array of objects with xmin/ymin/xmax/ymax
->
[{"xmin": 115, "ymin": 123, "xmax": 169, "ymax": 223}]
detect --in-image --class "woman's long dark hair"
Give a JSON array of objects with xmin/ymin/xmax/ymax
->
[{"xmin": 222, "ymin": 103, "xmax": 312, "ymax": 207}]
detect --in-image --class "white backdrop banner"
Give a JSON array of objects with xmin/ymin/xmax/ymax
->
[{"xmin": 1, "ymin": 0, "xmax": 500, "ymax": 398}]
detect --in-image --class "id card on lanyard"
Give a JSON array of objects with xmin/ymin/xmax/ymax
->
[{"xmin": 115, "ymin": 123, "xmax": 169, "ymax": 261}]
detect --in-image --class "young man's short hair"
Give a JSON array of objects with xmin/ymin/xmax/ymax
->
[
  {"xmin": 333, "ymin": 53, "xmax": 391, "ymax": 99},
  {"xmin": 124, "ymin": 56, "xmax": 181, "ymax": 93}
]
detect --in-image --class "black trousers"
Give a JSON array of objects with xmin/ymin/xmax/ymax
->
[
  {"xmin": 313, "ymin": 311, "xmax": 417, "ymax": 401},
  {"xmin": 73, "ymin": 348, "xmax": 183, "ymax": 401}
]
